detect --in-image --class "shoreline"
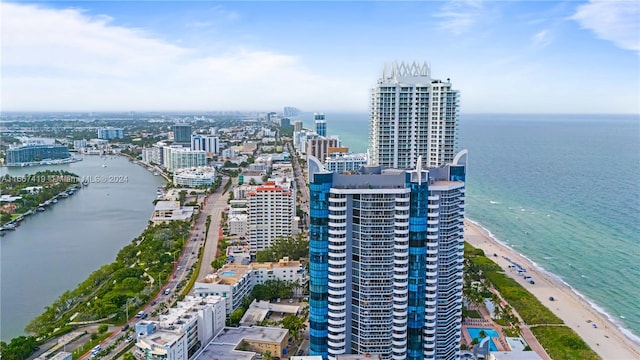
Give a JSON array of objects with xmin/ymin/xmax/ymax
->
[{"xmin": 464, "ymin": 219, "xmax": 640, "ymax": 359}]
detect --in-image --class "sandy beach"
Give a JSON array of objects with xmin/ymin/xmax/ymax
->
[{"xmin": 464, "ymin": 220, "xmax": 640, "ymax": 360}]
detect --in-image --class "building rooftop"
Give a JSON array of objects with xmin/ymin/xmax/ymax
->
[
  {"xmin": 213, "ymin": 326, "xmax": 288, "ymax": 344},
  {"xmin": 200, "ymin": 264, "xmax": 252, "ymax": 285},
  {"xmin": 154, "ymin": 200, "xmax": 180, "ymax": 211},
  {"xmin": 196, "ymin": 343, "xmax": 255, "ymax": 360}
]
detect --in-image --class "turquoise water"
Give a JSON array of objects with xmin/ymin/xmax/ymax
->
[
  {"xmin": 294, "ymin": 112, "xmax": 640, "ymax": 344},
  {"xmin": 466, "ymin": 328, "xmax": 499, "ymax": 351},
  {"xmin": 221, "ymin": 271, "xmax": 235, "ymax": 276}
]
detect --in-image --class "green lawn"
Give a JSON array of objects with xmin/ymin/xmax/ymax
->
[{"xmin": 531, "ymin": 326, "xmax": 600, "ymax": 360}]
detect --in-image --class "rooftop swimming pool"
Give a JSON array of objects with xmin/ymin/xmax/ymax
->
[
  {"xmin": 220, "ymin": 271, "xmax": 235, "ymax": 277},
  {"xmin": 466, "ymin": 327, "xmax": 499, "ymax": 351}
]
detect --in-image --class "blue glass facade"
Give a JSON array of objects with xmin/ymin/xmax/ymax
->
[
  {"xmin": 407, "ymin": 175, "xmax": 428, "ymax": 360},
  {"xmin": 309, "ymin": 172, "xmax": 333, "ymax": 359}
]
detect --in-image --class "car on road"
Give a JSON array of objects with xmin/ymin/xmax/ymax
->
[
  {"xmin": 121, "ymin": 324, "xmax": 129, "ymax": 331},
  {"xmin": 126, "ymin": 335, "xmax": 134, "ymax": 343},
  {"xmin": 297, "ymin": 350, "xmax": 304, "ymax": 356}
]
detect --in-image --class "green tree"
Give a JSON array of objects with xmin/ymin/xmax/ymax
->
[
  {"xmin": 229, "ymin": 308, "xmax": 245, "ymax": 326},
  {"xmin": 98, "ymin": 324, "xmax": 109, "ymax": 333},
  {"xmin": 280, "ymin": 315, "xmax": 305, "ymax": 339},
  {"xmin": 123, "ymin": 352, "xmax": 136, "ymax": 360},
  {"xmin": 0, "ymin": 336, "xmax": 39, "ymax": 360}
]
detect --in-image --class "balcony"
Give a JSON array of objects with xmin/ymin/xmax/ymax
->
[
  {"xmin": 328, "ymin": 258, "xmax": 347, "ymax": 266},
  {"xmin": 328, "ymin": 287, "xmax": 346, "ymax": 296}
]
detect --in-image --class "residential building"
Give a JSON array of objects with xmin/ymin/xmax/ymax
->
[
  {"xmin": 306, "ymin": 137, "xmax": 339, "ymax": 165},
  {"xmin": 6, "ymin": 144, "xmax": 71, "ymax": 165},
  {"xmin": 280, "ymin": 118, "xmax": 291, "ymax": 127},
  {"xmin": 294, "ymin": 120, "xmax": 303, "ymax": 132},
  {"xmin": 134, "ymin": 296, "xmax": 226, "ymax": 360},
  {"xmin": 247, "ymin": 180, "xmax": 296, "ymax": 255},
  {"xmin": 194, "ymin": 264, "xmax": 253, "ymax": 315},
  {"xmin": 97, "ymin": 127, "xmax": 124, "ymax": 140},
  {"xmin": 315, "ymin": 113, "xmax": 327, "ymax": 137},
  {"xmin": 142, "ymin": 145, "xmax": 164, "ymax": 165},
  {"xmin": 308, "ymin": 152, "xmax": 467, "ymax": 360},
  {"xmin": 324, "ymin": 152, "xmax": 368, "ymax": 174},
  {"xmin": 168, "ymin": 148, "xmax": 207, "ymax": 172},
  {"xmin": 174, "ymin": 167, "xmax": 217, "ymax": 187},
  {"xmin": 191, "ymin": 134, "xmax": 219, "ymax": 155},
  {"xmin": 370, "ymin": 61, "xmax": 460, "ymax": 169},
  {"xmin": 73, "ymin": 139, "xmax": 87, "ymax": 149},
  {"xmin": 221, "ymin": 148, "xmax": 236, "ymax": 159},
  {"xmin": 284, "ymin": 106, "xmax": 301, "ymax": 117},
  {"xmin": 196, "ymin": 326, "xmax": 289, "ymax": 360},
  {"xmin": 194, "ymin": 258, "xmax": 308, "ymax": 314},
  {"xmin": 174, "ymin": 124, "xmax": 193, "ymax": 145},
  {"xmin": 240, "ymin": 299, "xmax": 302, "ymax": 327}
]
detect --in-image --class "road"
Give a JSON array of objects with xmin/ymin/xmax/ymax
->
[
  {"xmin": 287, "ymin": 143, "xmax": 309, "ymax": 220},
  {"xmin": 194, "ymin": 176, "xmax": 233, "ymax": 280},
  {"xmin": 95, "ymin": 183, "xmax": 230, "ymax": 360}
]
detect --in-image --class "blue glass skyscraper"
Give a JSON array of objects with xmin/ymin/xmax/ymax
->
[{"xmin": 308, "ymin": 152, "xmax": 467, "ymax": 360}]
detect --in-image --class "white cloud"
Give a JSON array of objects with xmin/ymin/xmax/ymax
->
[
  {"xmin": 1, "ymin": 3, "xmax": 360, "ymax": 111},
  {"xmin": 434, "ymin": 0, "xmax": 486, "ymax": 35},
  {"xmin": 531, "ymin": 29, "xmax": 553, "ymax": 49},
  {"xmin": 571, "ymin": 0, "xmax": 640, "ymax": 51}
]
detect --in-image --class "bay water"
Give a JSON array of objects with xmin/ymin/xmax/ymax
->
[
  {"xmin": 0, "ymin": 155, "xmax": 165, "ymax": 340},
  {"xmin": 295, "ymin": 112, "xmax": 640, "ymax": 343}
]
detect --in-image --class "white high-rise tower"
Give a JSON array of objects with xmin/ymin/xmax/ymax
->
[{"xmin": 370, "ymin": 62, "xmax": 460, "ymax": 169}]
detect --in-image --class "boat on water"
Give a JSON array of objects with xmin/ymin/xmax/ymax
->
[
  {"xmin": 102, "ymin": 164, "xmax": 107, "ymax": 168},
  {"xmin": 36, "ymin": 206, "xmax": 46, "ymax": 212},
  {"xmin": 24, "ymin": 210, "xmax": 34, "ymax": 216},
  {"xmin": 52, "ymin": 199, "xmax": 58, "ymax": 204},
  {"xmin": 58, "ymin": 192, "xmax": 69, "ymax": 198},
  {"xmin": 1, "ymin": 224, "xmax": 17, "ymax": 231}
]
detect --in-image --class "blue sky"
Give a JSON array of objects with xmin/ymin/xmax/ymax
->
[{"xmin": 2, "ymin": 1, "xmax": 639, "ymax": 113}]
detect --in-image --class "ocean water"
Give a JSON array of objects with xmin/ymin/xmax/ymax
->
[{"xmin": 294, "ymin": 112, "xmax": 640, "ymax": 343}]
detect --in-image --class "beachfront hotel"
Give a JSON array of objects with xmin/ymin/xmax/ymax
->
[
  {"xmin": 308, "ymin": 151, "xmax": 467, "ymax": 360},
  {"xmin": 369, "ymin": 61, "xmax": 460, "ymax": 169}
]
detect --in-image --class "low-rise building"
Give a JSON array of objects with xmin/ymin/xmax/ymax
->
[
  {"xmin": 134, "ymin": 296, "xmax": 226, "ymax": 360},
  {"xmin": 240, "ymin": 299, "xmax": 302, "ymax": 327},
  {"xmin": 150, "ymin": 201, "xmax": 195, "ymax": 224},
  {"xmin": 194, "ymin": 258, "xmax": 307, "ymax": 314},
  {"xmin": 173, "ymin": 167, "xmax": 216, "ymax": 187},
  {"xmin": 195, "ymin": 327, "xmax": 288, "ymax": 360}
]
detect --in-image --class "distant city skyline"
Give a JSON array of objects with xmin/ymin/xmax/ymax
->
[{"xmin": 2, "ymin": 1, "xmax": 639, "ymax": 114}]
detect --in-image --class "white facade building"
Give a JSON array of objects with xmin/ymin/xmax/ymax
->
[
  {"xmin": 324, "ymin": 152, "xmax": 368, "ymax": 174},
  {"xmin": 247, "ymin": 180, "xmax": 296, "ymax": 255},
  {"xmin": 168, "ymin": 148, "xmax": 207, "ymax": 172},
  {"xmin": 173, "ymin": 167, "xmax": 216, "ymax": 187},
  {"xmin": 191, "ymin": 134, "xmax": 219, "ymax": 155},
  {"xmin": 134, "ymin": 296, "xmax": 225, "ymax": 360},
  {"xmin": 370, "ymin": 61, "xmax": 460, "ymax": 169},
  {"xmin": 194, "ymin": 258, "xmax": 308, "ymax": 315}
]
